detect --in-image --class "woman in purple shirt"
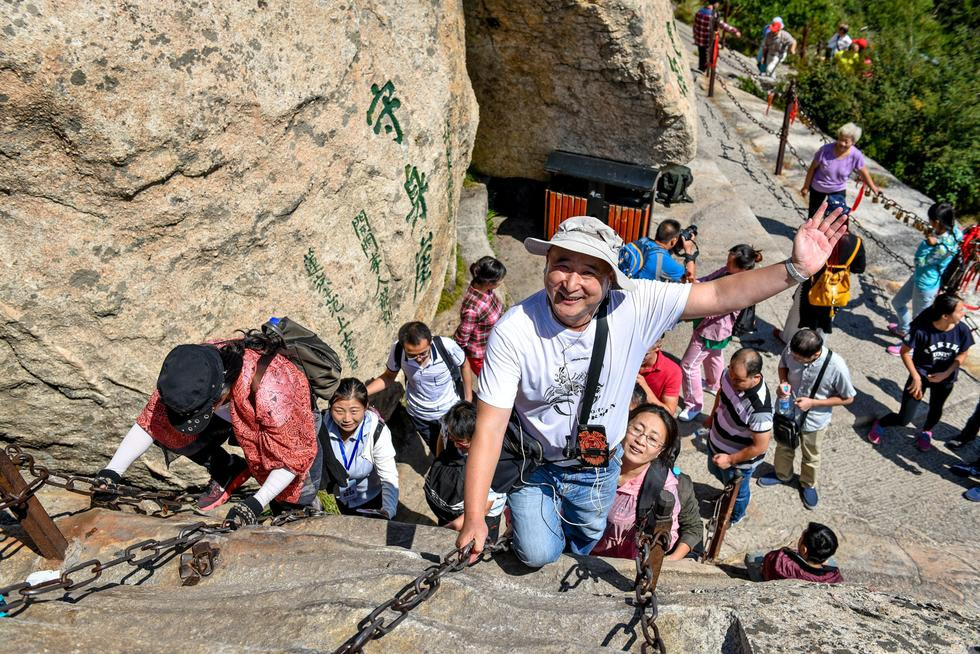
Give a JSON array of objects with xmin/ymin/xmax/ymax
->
[{"xmin": 800, "ymin": 123, "xmax": 880, "ymax": 217}]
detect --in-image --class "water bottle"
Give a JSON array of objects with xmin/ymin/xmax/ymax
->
[{"xmin": 777, "ymin": 383, "xmax": 793, "ymax": 416}]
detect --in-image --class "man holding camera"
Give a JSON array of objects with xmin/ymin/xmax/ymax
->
[{"xmin": 618, "ymin": 219, "xmax": 698, "ymax": 283}]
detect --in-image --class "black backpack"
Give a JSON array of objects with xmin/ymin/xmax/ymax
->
[
  {"xmin": 655, "ymin": 165, "xmax": 694, "ymax": 207},
  {"xmin": 423, "ymin": 446, "xmax": 467, "ymax": 524},
  {"xmin": 393, "ymin": 337, "xmax": 465, "ymax": 400},
  {"xmin": 260, "ymin": 317, "xmax": 343, "ymax": 404},
  {"xmin": 733, "ymin": 304, "xmax": 758, "ymax": 336}
]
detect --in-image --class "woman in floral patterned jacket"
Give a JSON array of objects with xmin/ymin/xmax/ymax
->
[{"xmin": 93, "ymin": 330, "xmax": 321, "ymax": 527}]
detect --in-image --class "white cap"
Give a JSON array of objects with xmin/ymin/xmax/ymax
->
[{"xmin": 523, "ymin": 216, "xmax": 635, "ymax": 291}]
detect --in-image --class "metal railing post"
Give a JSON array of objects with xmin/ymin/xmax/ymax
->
[
  {"xmin": 0, "ymin": 448, "xmax": 67, "ymax": 559},
  {"xmin": 774, "ymin": 80, "xmax": 796, "ymax": 175}
]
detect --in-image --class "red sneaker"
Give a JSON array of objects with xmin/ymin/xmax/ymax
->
[{"xmin": 197, "ymin": 460, "xmax": 251, "ymax": 511}]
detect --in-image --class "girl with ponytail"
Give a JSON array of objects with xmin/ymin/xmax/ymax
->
[{"xmin": 454, "ymin": 256, "xmax": 507, "ymax": 376}]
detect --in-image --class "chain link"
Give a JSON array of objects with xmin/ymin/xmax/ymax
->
[
  {"xmin": 0, "ymin": 503, "xmax": 339, "ymax": 614},
  {"xmin": 0, "ymin": 521, "xmax": 232, "ymax": 614},
  {"xmin": 633, "ymin": 527, "xmax": 671, "ymax": 654},
  {"xmin": 331, "ymin": 536, "xmax": 512, "ymax": 654},
  {"xmin": 0, "ymin": 444, "xmax": 199, "ymax": 516}
]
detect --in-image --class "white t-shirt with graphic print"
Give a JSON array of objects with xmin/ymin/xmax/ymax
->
[{"xmin": 477, "ymin": 280, "xmax": 691, "ymax": 464}]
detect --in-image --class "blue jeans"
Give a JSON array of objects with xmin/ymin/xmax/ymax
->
[
  {"xmin": 891, "ymin": 275, "xmax": 937, "ymax": 334},
  {"xmin": 507, "ymin": 446, "xmax": 622, "ymax": 567},
  {"xmin": 706, "ymin": 442, "xmax": 761, "ymax": 524}
]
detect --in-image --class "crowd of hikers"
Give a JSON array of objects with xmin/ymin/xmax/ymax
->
[{"xmin": 90, "ymin": 189, "xmax": 977, "ymax": 584}]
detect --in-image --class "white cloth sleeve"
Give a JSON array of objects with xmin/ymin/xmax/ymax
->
[
  {"xmin": 371, "ymin": 424, "xmax": 400, "ymax": 518},
  {"xmin": 106, "ymin": 423, "xmax": 155, "ymax": 476},
  {"xmin": 475, "ymin": 321, "xmax": 522, "ymax": 409},
  {"xmin": 443, "ymin": 336, "xmax": 466, "ymax": 366},
  {"xmin": 634, "ymin": 280, "xmax": 692, "ymax": 346},
  {"xmin": 252, "ymin": 468, "xmax": 297, "ymax": 508}
]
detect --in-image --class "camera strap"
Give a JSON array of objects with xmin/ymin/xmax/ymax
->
[
  {"xmin": 564, "ymin": 298, "xmax": 611, "ymax": 466},
  {"xmin": 798, "ymin": 348, "xmax": 833, "ymax": 428},
  {"xmin": 577, "ymin": 300, "xmax": 609, "ymax": 426}
]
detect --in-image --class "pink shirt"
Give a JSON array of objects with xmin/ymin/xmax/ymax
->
[{"xmin": 591, "ymin": 465, "xmax": 680, "ymax": 559}]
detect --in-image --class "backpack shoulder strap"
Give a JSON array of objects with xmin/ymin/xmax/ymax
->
[
  {"xmin": 317, "ymin": 417, "xmax": 349, "ymax": 491},
  {"xmin": 798, "ymin": 349, "xmax": 834, "ymax": 425},
  {"xmin": 392, "ymin": 342, "xmax": 403, "ymax": 371},
  {"xmin": 636, "ymin": 460, "xmax": 671, "ymax": 527},
  {"xmin": 433, "ymin": 336, "xmax": 465, "ymax": 400},
  {"xmin": 842, "ymin": 237, "xmax": 861, "ymax": 268},
  {"xmin": 249, "ymin": 350, "xmax": 278, "ymax": 408},
  {"xmin": 372, "ymin": 420, "xmax": 384, "ymax": 444}
]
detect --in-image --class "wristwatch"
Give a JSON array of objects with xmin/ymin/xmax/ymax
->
[{"xmin": 783, "ymin": 258, "xmax": 809, "ymax": 283}]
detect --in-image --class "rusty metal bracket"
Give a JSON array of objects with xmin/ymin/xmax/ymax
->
[{"xmin": 178, "ymin": 541, "xmax": 220, "ymax": 586}]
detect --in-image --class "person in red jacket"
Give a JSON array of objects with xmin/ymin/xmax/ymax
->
[
  {"xmin": 93, "ymin": 330, "xmax": 321, "ymax": 526},
  {"xmin": 762, "ymin": 522, "xmax": 843, "ymax": 583}
]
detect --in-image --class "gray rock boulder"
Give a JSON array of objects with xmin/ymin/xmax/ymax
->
[
  {"xmin": 0, "ymin": 1, "xmax": 477, "ymax": 483},
  {"xmin": 2, "ymin": 506, "xmax": 976, "ymax": 653},
  {"xmin": 464, "ymin": 0, "xmax": 698, "ymax": 180}
]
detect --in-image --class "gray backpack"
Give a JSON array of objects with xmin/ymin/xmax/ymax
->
[{"xmin": 259, "ymin": 317, "xmax": 343, "ymax": 403}]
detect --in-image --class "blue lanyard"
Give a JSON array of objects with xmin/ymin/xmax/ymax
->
[{"xmin": 336, "ymin": 420, "xmax": 366, "ymax": 471}]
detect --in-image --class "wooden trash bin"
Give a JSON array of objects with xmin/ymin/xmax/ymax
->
[{"xmin": 544, "ymin": 151, "xmax": 657, "ymax": 243}]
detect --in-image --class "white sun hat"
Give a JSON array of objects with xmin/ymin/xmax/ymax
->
[{"xmin": 524, "ymin": 215, "xmax": 635, "ymax": 291}]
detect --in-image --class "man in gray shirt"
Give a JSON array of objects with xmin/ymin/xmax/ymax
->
[{"xmin": 757, "ymin": 329, "xmax": 855, "ymax": 509}]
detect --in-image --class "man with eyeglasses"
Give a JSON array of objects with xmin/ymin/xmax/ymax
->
[
  {"xmin": 367, "ymin": 321, "xmax": 473, "ymax": 453},
  {"xmin": 457, "ymin": 210, "xmax": 848, "ymax": 566},
  {"xmin": 757, "ymin": 329, "xmax": 855, "ymax": 509}
]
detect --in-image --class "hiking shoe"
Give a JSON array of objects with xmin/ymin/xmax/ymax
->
[
  {"xmin": 678, "ymin": 405, "xmax": 703, "ymax": 422},
  {"xmin": 197, "ymin": 458, "xmax": 251, "ymax": 511},
  {"xmin": 887, "ymin": 322, "xmax": 907, "ymax": 338},
  {"xmin": 949, "ymin": 462, "xmax": 980, "ymax": 478},
  {"xmin": 756, "ymin": 472, "xmax": 788, "ymax": 487},
  {"xmin": 946, "ymin": 436, "xmax": 976, "ymax": 450},
  {"xmin": 886, "ymin": 344, "xmax": 903, "ymax": 357},
  {"xmin": 801, "ymin": 487, "xmax": 819, "ymax": 509},
  {"xmin": 965, "ymin": 486, "xmax": 980, "ymax": 502},
  {"xmin": 867, "ymin": 420, "xmax": 885, "ymax": 445},
  {"xmin": 915, "ymin": 431, "xmax": 933, "ymax": 452},
  {"xmin": 729, "ymin": 514, "xmax": 746, "ymax": 527}
]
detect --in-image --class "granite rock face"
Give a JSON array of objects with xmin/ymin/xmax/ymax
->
[
  {"xmin": 0, "ymin": 1, "xmax": 477, "ymax": 482},
  {"xmin": 1, "ymin": 508, "xmax": 976, "ymax": 653},
  {"xmin": 464, "ymin": 0, "xmax": 698, "ymax": 180}
]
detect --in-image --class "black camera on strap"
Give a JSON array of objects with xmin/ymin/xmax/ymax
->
[{"xmin": 562, "ymin": 299, "xmax": 611, "ymax": 467}]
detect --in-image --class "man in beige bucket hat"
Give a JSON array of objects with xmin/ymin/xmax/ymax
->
[{"xmin": 459, "ymin": 209, "xmax": 847, "ymax": 567}]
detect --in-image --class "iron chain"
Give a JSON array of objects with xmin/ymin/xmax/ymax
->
[
  {"xmin": 1, "ymin": 444, "xmax": 199, "ymax": 515},
  {"xmin": 332, "ymin": 536, "xmax": 512, "ymax": 654},
  {"xmin": 0, "ymin": 521, "xmax": 232, "ymax": 614},
  {"xmin": 633, "ymin": 535, "xmax": 668, "ymax": 654}
]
